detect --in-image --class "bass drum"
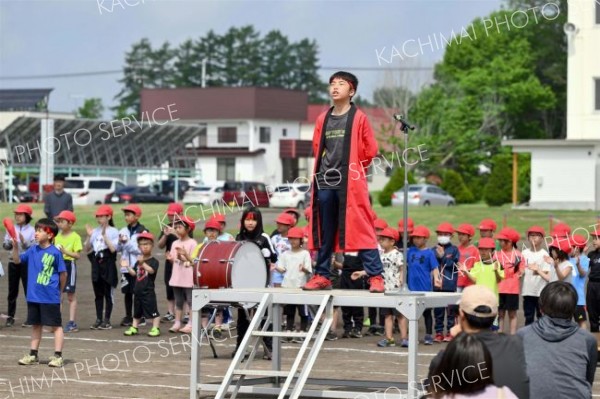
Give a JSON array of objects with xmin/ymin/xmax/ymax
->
[{"xmin": 194, "ymin": 240, "xmax": 267, "ymax": 289}]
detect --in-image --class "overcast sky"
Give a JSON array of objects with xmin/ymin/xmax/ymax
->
[{"xmin": 0, "ymin": 0, "xmax": 504, "ymax": 119}]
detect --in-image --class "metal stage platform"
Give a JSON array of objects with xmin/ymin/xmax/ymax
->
[{"xmin": 190, "ymin": 288, "xmax": 461, "ymax": 399}]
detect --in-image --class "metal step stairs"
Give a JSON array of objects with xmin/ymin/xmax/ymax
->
[{"xmin": 214, "ymin": 293, "xmax": 333, "ymax": 399}]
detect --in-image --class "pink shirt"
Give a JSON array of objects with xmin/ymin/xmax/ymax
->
[
  {"xmin": 457, "ymin": 244, "xmax": 479, "ymax": 288},
  {"xmin": 496, "ymin": 248, "xmax": 525, "ymax": 294},
  {"xmin": 168, "ymin": 237, "xmax": 198, "ymax": 288}
]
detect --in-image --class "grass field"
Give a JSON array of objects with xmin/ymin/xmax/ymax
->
[{"xmin": 1, "ymin": 202, "xmax": 598, "ymax": 244}]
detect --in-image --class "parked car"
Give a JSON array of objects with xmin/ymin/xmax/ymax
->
[
  {"xmin": 391, "ymin": 184, "xmax": 455, "ymax": 206},
  {"xmin": 65, "ymin": 177, "xmax": 126, "ymax": 206},
  {"xmin": 3, "ymin": 188, "xmax": 34, "ymax": 203},
  {"xmin": 104, "ymin": 185, "xmax": 174, "ymax": 204},
  {"xmin": 183, "ymin": 185, "xmax": 224, "ymax": 205},
  {"xmin": 152, "ymin": 179, "xmax": 199, "ymax": 200},
  {"xmin": 269, "ymin": 184, "xmax": 310, "ymax": 209},
  {"xmin": 222, "ymin": 181, "xmax": 270, "ymax": 208}
]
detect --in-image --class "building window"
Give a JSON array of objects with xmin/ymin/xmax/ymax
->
[
  {"xmin": 217, "ymin": 158, "xmax": 235, "ymax": 181},
  {"xmin": 597, "ymin": 2, "xmax": 600, "ymax": 24},
  {"xmin": 259, "ymin": 127, "xmax": 271, "ymax": 143},
  {"xmin": 218, "ymin": 127, "xmax": 237, "ymax": 143},
  {"xmin": 595, "ymin": 78, "xmax": 600, "ymax": 110},
  {"xmin": 282, "ymin": 128, "xmax": 287, "ymax": 137}
]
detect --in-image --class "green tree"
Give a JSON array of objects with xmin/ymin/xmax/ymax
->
[
  {"xmin": 379, "ymin": 167, "xmax": 416, "ymax": 207},
  {"xmin": 76, "ymin": 98, "xmax": 104, "ymax": 119},
  {"xmin": 441, "ymin": 170, "xmax": 475, "ymax": 204},
  {"xmin": 483, "ymin": 154, "xmax": 513, "ymax": 206}
]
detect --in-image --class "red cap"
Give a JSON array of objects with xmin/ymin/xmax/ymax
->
[
  {"xmin": 495, "ymin": 227, "xmax": 513, "ymax": 241},
  {"xmin": 508, "ymin": 229, "xmax": 521, "ymax": 244},
  {"xmin": 14, "ymin": 204, "xmax": 33, "ymax": 215},
  {"xmin": 398, "ymin": 218, "xmax": 415, "ymax": 233},
  {"xmin": 379, "ymin": 227, "xmax": 399, "ymax": 242},
  {"xmin": 204, "ymin": 219, "xmax": 221, "ymax": 231},
  {"xmin": 95, "ymin": 205, "xmax": 113, "ymax": 217},
  {"xmin": 55, "ymin": 210, "xmax": 76, "ymax": 224},
  {"xmin": 478, "ymin": 237, "xmax": 496, "ymax": 249},
  {"xmin": 136, "ymin": 232, "xmax": 155, "ymax": 242},
  {"xmin": 571, "ymin": 234, "xmax": 587, "ymax": 249},
  {"xmin": 287, "ymin": 227, "xmax": 304, "ymax": 239},
  {"xmin": 177, "ymin": 215, "xmax": 196, "ymax": 232},
  {"xmin": 212, "ymin": 213, "xmax": 226, "ymax": 223},
  {"xmin": 374, "ymin": 218, "xmax": 389, "ymax": 230},
  {"xmin": 166, "ymin": 203, "xmax": 184, "ymax": 216},
  {"xmin": 276, "ymin": 213, "xmax": 295, "ymax": 225},
  {"xmin": 551, "ymin": 223, "xmax": 571, "ymax": 237},
  {"xmin": 591, "ymin": 229, "xmax": 600, "ymax": 237},
  {"xmin": 478, "ymin": 219, "xmax": 497, "ymax": 232},
  {"xmin": 436, "ymin": 222, "xmax": 454, "ymax": 234},
  {"xmin": 549, "ymin": 237, "xmax": 573, "ymax": 255},
  {"xmin": 284, "ymin": 208, "xmax": 300, "ymax": 221},
  {"xmin": 455, "ymin": 223, "xmax": 475, "ymax": 237},
  {"xmin": 526, "ymin": 225, "xmax": 546, "ymax": 236},
  {"xmin": 122, "ymin": 204, "xmax": 142, "ymax": 217},
  {"xmin": 411, "ymin": 225, "xmax": 430, "ymax": 239},
  {"xmin": 304, "ymin": 207, "xmax": 311, "ymax": 217}
]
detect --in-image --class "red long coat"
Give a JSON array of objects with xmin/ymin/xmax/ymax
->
[{"xmin": 308, "ymin": 105, "xmax": 378, "ymax": 252}]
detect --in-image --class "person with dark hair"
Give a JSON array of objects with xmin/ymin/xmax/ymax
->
[
  {"xmin": 426, "ymin": 333, "xmax": 517, "ymax": 398},
  {"xmin": 10, "ymin": 218, "xmax": 67, "ymax": 367},
  {"xmin": 84, "ymin": 205, "xmax": 119, "ymax": 330},
  {"xmin": 3, "ymin": 204, "xmax": 36, "ymax": 327},
  {"xmin": 429, "ymin": 285, "xmax": 529, "ymax": 399},
  {"xmin": 43, "ymin": 174, "xmax": 73, "ymax": 219},
  {"xmin": 545, "ymin": 238, "xmax": 574, "ymax": 283},
  {"xmin": 304, "ymin": 71, "xmax": 384, "ymax": 293},
  {"xmin": 517, "ymin": 281, "xmax": 597, "ymax": 399},
  {"xmin": 586, "ymin": 230, "xmax": 600, "ymax": 332},
  {"xmin": 233, "ymin": 207, "xmax": 277, "ymax": 359}
]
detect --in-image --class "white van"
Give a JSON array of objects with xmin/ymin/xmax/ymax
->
[{"xmin": 65, "ymin": 177, "xmax": 127, "ymax": 206}]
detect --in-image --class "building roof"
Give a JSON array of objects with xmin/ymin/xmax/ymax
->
[
  {"xmin": 140, "ymin": 87, "xmax": 308, "ymax": 121},
  {"xmin": 1, "ymin": 116, "xmax": 202, "ymax": 167},
  {"xmin": 502, "ymin": 139, "xmax": 600, "ymax": 152},
  {"xmin": 181, "ymin": 147, "xmax": 266, "ymax": 157},
  {"xmin": 0, "ymin": 89, "xmax": 53, "ymax": 111}
]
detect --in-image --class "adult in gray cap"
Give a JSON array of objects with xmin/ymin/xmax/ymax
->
[{"xmin": 428, "ymin": 285, "xmax": 530, "ymax": 399}]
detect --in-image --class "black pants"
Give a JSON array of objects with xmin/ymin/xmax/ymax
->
[
  {"xmin": 236, "ymin": 307, "xmax": 272, "ymax": 351},
  {"xmin": 587, "ymin": 281, "xmax": 600, "ymax": 332},
  {"xmin": 284, "ymin": 304, "xmax": 308, "ymax": 331},
  {"xmin": 423, "ymin": 308, "xmax": 433, "ymax": 335},
  {"xmin": 92, "ymin": 279, "xmax": 114, "ymax": 321},
  {"xmin": 7, "ymin": 262, "xmax": 27, "ymax": 318},
  {"xmin": 341, "ymin": 270, "xmax": 364, "ymax": 332},
  {"xmin": 523, "ymin": 296, "xmax": 542, "ymax": 326},
  {"xmin": 368, "ymin": 307, "xmax": 381, "ymax": 327}
]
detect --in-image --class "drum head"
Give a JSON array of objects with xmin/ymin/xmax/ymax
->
[{"xmin": 231, "ymin": 242, "xmax": 267, "ymax": 288}]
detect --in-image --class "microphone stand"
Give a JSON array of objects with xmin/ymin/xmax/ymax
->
[{"xmin": 385, "ymin": 119, "xmax": 423, "ymax": 297}]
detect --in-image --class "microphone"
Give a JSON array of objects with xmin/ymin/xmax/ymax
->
[{"xmin": 393, "ymin": 114, "xmax": 415, "ymax": 130}]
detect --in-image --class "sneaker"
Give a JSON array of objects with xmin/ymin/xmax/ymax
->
[
  {"xmin": 424, "ymin": 334, "xmax": 433, "ymax": 345},
  {"xmin": 124, "ymin": 326, "xmax": 139, "ymax": 336},
  {"xmin": 180, "ymin": 324, "xmax": 192, "ymax": 334},
  {"xmin": 373, "ymin": 326, "xmax": 385, "ymax": 336},
  {"xmin": 120, "ymin": 276, "xmax": 129, "ymax": 289},
  {"xmin": 401, "ymin": 339, "xmax": 409, "ymax": 347},
  {"xmin": 377, "ymin": 338, "xmax": 396, "ymax": 347},
  {"xmin": 18, "ymin": 354, "xmax": 39, "ymax": 365},
  {"xmin": 120, "ymin": 317, "xmax": 133, "ymax": 327},
  {"xmin": 98, "ymin": 320, "xmax": 112, "ymax": 330},
  {"xmin": 21, "ymin": 322, "xmax": 32, "ymax": 328},
  {"xmin": 147, "ymin": 327, "xmax": 161, "ymax": 337},
  {"xmin": 443, "ymin": 334, "xmax": 453, "ymax": 342},
  {"xmin": 368, "ymin": 275, "xmax": 385, "ymax": 293},
  {"xmin": 6, "ymin": 317, "xmax": 14, "ymax": 327},
  {"xmin": 212, "ymin": 327, "xmax": 222, "ymax": 339},
  {"xmin": 139, "ymin": 317, "xmax": 147, "ymax": 327},
  {"xmin": 363, "ymin": 318, "xmax": 371, "ymax": 327},
  {"xmin": 169, "ymin": 321, "xmax": 181, "ymax": 333},
  {"xmin": 341, "ymin": 331, "xmax": 351, "ymax": 339},
  {"xmin": 65, "ymin": 321, "xmax": 79, "ymax": 333},
  {"xmin": 90, "ymin": 319, "xmax": 102, "ymax": 330},
  {"xmin": 325, "ymin": 331, "xmax": 338, "ymax": 341},
  {"xmin": 434, "ymin": 333, "xmax": 444, "ymax": 343},
  {"xmin": 183, "ymin": 314, "xmax": 190, "ymax": 324},
  {"xmin": 48, "ymin": 355, "xmax": 64, "ymax": 368},
  {"xmin": 302, "ymin": 275, "xmax": 332, "ymax": 291},
  {"xmin": 161, "ymin": 312, "xmax": 175, "ymax": 323},
  {"xmin": 349, "ymin": 329, "xmax": 362, "ymax": 338},
  {"xmin": 365, "ymin": 326, "xmax": 377, "ymax": 336}
]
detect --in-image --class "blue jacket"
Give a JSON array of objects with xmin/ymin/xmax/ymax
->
[{"xmin": 433, "ymin": 243, "xmax": 459, "ymax": 291}]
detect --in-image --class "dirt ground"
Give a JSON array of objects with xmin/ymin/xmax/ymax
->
[{"xmin": 0, "ymin": 247, "xmax": 599, "ymax": 399}]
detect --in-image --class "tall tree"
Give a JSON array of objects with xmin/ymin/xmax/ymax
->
[{"xmin": 76, "ymin": 98, "xmax": 104, "ymax": 119}]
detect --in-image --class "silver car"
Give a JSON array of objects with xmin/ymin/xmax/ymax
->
[{"xmin": 391, "ymin": 184, "xmax": 455, "ymax": 206}]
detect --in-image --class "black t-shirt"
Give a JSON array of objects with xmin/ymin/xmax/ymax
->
[
  {"xmin": 317, "ymin": 113, "xmax": 348, "ymax": 189},
  {"xmin": 158, "ymin": 231, "xmax": 178, "ymax": 264},
  {"xmin": 587, "ymin": 250, "xmax": 600, "ymax": 281},
  {"xmin": 134, "ymin": 257, "xmax": 159, "ymax": 295}
]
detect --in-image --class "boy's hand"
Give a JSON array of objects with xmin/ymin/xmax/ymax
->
[
  {"xmin": 457, "ymin": 262, "xmax": 467, "ymax": 274},
  {"xmin": 85, "ymin": 224, "xmax": 94, "ymax": 236},
  {"xmin": 163, "ymin": 226, "xmax": 174, "ymax": 235},
  {"xmin": 351, "ymin": 271, "xmax": 364, "ymax": 281},
  {"xmin": 137, "ymin": 255, "xmax": 144, "ymax": 263},
  {"xmin": 166, "ymin": 252, "xmax": 173, "ymax": 261},
  {"xmin": 436, "ymin": 245, "xmax": 444, "ymax": 257},
  {"xmin": 433, "ymin": 276, "xmax": 442, "ymax": 289}
]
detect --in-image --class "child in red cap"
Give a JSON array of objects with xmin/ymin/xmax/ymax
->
[
  {"xmin": 271, "ymin": 212, "xmax": 295, "ymax": 287},
  {"xmin": 495, "ymin": 228, "xmax": 525, "ymax": 335},
  {"xmin": 521, "ymin": 226, "xmax": 552, "ymax": 326},
  {"xmin": 157, "ymin": 203, "xmax": 184, "ymax": 323}
]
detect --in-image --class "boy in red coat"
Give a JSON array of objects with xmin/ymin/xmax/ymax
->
[{"xmin": 304, "ymin": 71, "xmax": 384, "ymax": 293}]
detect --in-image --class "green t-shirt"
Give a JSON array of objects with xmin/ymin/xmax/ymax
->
[
  {"xmin": 55, "ymin": 231, "xmax": 83, "ymax": 261},
  {"xmin": 469, "ymin": 261, "xmax": 504, "ymax": 297}
]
